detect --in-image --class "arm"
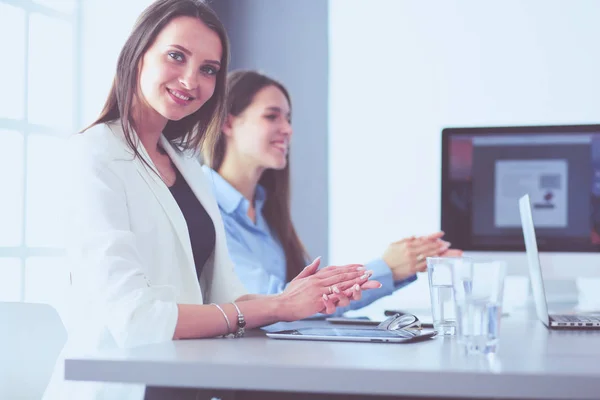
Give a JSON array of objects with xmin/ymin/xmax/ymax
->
[
  {"xmin": 172, "ymin": 264, "xmax": 378, "ymax": 339},
  {"xmin": 327, "ymin": 233, "xmax": 461, "ymax": 315},
  {"xmin": 67, "ymin": 137, "xmax": 179, "ymax": 348},
  {"xmin": 174, "ymin": 296, "xmax": 280, "ymax": 339}
]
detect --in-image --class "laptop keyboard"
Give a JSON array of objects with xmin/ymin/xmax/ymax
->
[{"xmin": 553, "ymin": 315, "xmax": 600, "ymax": 323}]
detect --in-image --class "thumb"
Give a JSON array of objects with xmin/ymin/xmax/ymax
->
[{"xmin": 292, "ymin": 256, "xmax": 321, "ymax": 281}]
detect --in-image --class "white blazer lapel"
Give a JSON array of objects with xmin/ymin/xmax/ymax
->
[
  {"xmin": 130, "ymin": 137, "xmax": 197, "ymax": 284},
  {"xmin": 158, "ymin": 136, "xmax": 221, "ymax": 228}
]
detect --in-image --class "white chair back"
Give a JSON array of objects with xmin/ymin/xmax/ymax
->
[{"xmin": 0, "ymin": 302, "xmax": 67, "ymax": 400}]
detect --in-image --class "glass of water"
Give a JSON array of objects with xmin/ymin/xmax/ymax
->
[
  {"xmin": 427, "ymin": 257, "xmax": 471, "ymax": 335},
  {"xmin": 452, "ymin": 260, "xmax": 506, "ymax": 355}
]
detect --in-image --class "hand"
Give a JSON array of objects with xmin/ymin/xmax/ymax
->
[
  {"xmin": 277, "ymin": 257, "xmax": 380, "ymax": 321},
  {"xmin": 382, "ymin": 231, "xmax": 460, "ymax": 281},
  {"xmin": 321, "ymin": 279, "xmax": 382, "ymax": 312},
  {"xmin": 440, "ymin": 248, "xmax": 463, "ymax": 257},
  {"xmin": 298, "ymin": 259, "xmax": 383, "ymax": 314}
]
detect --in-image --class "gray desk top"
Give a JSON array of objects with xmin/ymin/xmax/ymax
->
[{"xmin": 65, "ymin": 313, "xmax": 600, "ymax": 399}]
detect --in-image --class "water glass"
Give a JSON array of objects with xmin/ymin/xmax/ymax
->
[
  {"xmin": 452, "ymin": 260, "xmax": 506, "ymax": 355},
  {"xmin": 427, "ymin": 257, "xmax": 470, "ymax": 335}
]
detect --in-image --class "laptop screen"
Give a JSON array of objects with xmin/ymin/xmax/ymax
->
[{"xmin": 519, "ymin": 195, "xmax": 550, "ymax": 324}]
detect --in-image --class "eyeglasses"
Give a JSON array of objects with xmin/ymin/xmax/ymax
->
[{"xmin": 377, "ymin": 313, "xmax": 422, "ymax": 335}]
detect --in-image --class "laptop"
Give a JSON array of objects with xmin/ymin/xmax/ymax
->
[{"xmin": 519, "ymin": 194, "xmax": 600, "ymax": 329}]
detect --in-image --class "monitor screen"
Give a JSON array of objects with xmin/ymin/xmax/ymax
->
[{"xmin": 441, "ymin": 125, "xmax": 600, "ymax": 252}]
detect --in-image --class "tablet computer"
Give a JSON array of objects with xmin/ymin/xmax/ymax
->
[
  {"xmin": 266, "ymin": 327, "xmax": 437, "ymax": 343},
  {"xmin": 326, "ymin": 317, "xmax": 380, "ymax": 326}
]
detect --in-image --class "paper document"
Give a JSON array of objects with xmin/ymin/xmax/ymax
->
[{"xmin": 495, "ymin": 159, "xmax": 568, "ymax": 228}]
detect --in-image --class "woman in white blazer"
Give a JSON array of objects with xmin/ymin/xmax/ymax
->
[{"xmin": 43, "ymin": 1, "xmax": 379, "ymax": 399}]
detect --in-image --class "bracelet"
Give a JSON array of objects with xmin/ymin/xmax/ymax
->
[
  {"xmin": 211, "ymin": 303, "xmax": 231, "ymax": 337},
  {"xmin": 231, "ymin": 302, "xmax": 246, "ymax": 338}
]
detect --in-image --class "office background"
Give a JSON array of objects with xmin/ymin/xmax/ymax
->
[{"xmin": 2, "ymin": 0, "xmax": 600, "ymax": 316}]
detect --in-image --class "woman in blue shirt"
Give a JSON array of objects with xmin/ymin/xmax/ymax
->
[{"xmin": 203, "ymin": 70, "xmax": 462, "ymax": 312}]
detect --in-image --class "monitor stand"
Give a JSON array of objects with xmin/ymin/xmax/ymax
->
[
  {"xmin": 529, "ymin": 278, "xmax": 580, "ymax": 311},
  {"xmin": 535, "ymin": 252, "xmax": 597, "ymax": 310}
]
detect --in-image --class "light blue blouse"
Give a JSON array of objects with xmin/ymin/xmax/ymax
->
[{"xmin": 203, "ymin": 166, "xmax": 417, "ymax": 314}]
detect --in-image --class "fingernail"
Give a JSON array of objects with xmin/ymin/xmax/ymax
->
[
  {"xmin": 378, "ymin": 283, "xmax": 383, "ymax": 288},
  {"xmin": 360, "ymin": 271, "xmax": 373, "ymax": 280},
  {"xmin": 322, "ymin": 293, "xmax": 328, "ymax": 301},
  {"xmin": 357, "ymin": 266, "xmax": 366, "ymax": 271},
  {"xmin": 313, "ymin": 256, "xmax": 322, "ymax": 263},
  {"xmin": 332, "ymin": 285, "xmax": 340, "ymax": 294},
  {"xmin": 354, "ymin": 284, "xmax": 360, "ymax": 291}
]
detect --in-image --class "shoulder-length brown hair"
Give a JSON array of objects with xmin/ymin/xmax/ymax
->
[
  {"xmin": 85, "ymin": 0, "xmax": 229, "ymax": 161},
  {"xmin": 210, "ymin": 70, "xmax": 308, "ymax": 282}
]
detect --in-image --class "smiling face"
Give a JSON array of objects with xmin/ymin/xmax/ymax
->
[
  {"xmin": 224, "ymin": 85, "xmax": 292, "ymax": 170},
  {"xmin": 137, "ymin": 15, "xmax": 222, "ymax": 124}
]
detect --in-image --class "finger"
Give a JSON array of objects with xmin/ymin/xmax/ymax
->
[
  {"xmin": 343, "ymin": 282, "xmax": 369, "ymax": 300},
  {"xmin": 344, "ymin": 280, "xmax": 381, "ymax": 295},
  {"xmin": 292, "ymin": 256, "xmax": 321, "ymax": 281},
  {"xmin": 422, "ymin": 231, "xmax": 445, "ymax": 241},
  {"xmin": 333, "ymin": 272, "xmax": 378, "ymax": 293},
  {"xmin": 414, "ymin": 260, "xmax": 428, "ymax": 273},
  {"xmin": 314, "ymin": 264, "xmax": 365, "ymax": 279},
  {"xmin": 327, "ymin": 291, "xmax": 351, "ymax": 307},
  {"xmin": 441, "ymin": 249, "xmax": 463, "ymax": 257},
  {"xmin": 359, "ymin": 280, "xmax": 382, "ymax": 290},
  {"xmin": 321, "ymin": 294, "xmax": 336, "ymax": 314},
  {"xmin": 320, "ymin": 270, "xmax": 373, "ymax": 289},
  {"xmin": 347, "ymin": 284, "xmax": 362, "ymax": 301},
  {"xmin": 335, "ymin": 292, "xmax": 351, "ymax": 308},
  {"xmin": 412, "ymin": 239, "xmax": 449, "ymax": 258}
]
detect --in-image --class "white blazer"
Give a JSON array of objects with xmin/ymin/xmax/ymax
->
[{"xmin": 44, "ymin": 121, "xmax": 247, "ymax": 400}]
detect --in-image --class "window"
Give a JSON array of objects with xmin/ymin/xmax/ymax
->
[{"xmin": 0, "ymin": 0, "xmax": 80, "ymax": 315}]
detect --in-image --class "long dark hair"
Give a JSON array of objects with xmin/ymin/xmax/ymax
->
[
  {"xmin": 84, "ymin": 0, "xmax": 229, "ymax": 163},
  {"xmin": 210, "ymin": 70, "xmax": 308, "ymax": 282}
]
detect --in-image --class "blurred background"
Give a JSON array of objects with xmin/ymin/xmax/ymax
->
[{"xmin": 2, "ymin": 0, "xmax": 600, "ymax": 318}]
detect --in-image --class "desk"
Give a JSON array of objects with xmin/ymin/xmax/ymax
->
[{"xmin": 65, "ymin": 314, "xmax": 600, "ymax": 399}]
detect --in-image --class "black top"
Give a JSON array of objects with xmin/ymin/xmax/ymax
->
[{"xmin": 168, "ymin": 167, "xmax": 215, "ymax": 280}]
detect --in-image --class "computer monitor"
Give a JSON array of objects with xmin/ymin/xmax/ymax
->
[{"xmin": 441, "ymin": 124, "xmax": 600, "ymax": 283}]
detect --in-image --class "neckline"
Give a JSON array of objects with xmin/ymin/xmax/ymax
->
[{"xmin": 167, "ymin": 166, "xmax": 181, "ymax": 189}]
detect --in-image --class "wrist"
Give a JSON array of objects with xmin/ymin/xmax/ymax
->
[
  {"xmin": 270, "ymin": 293, "xmax": 287, "ymax": 322},
  {"xmin": 381, "ymin": 254, "xmax": 392, "ymax": 270},
  {"xmin": 381, "ymin": 256, "xmax": 402, "ymax": 278},
  {"xmin": 392, "ymin": 269, "xmax": 409, "ymax": 281}
]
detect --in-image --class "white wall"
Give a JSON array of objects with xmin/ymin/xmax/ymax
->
[
  {"xmin": 329, "ymin": 0, "xmax": 600, "ymax": 309},
  {"xmin": 81, "ymin": 0, "xmax": 153, "ymax": 127}
]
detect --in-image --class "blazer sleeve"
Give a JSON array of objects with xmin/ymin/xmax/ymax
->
[{"xmin": 66, "ymin": 135, "xmax": 178, "ymax": 348}]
